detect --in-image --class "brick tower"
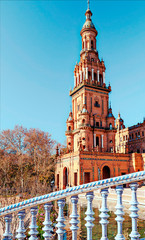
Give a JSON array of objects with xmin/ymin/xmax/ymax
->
[
  {"xmin": 66, "ymin": 6, "xmax": 116, "ymax": 153},
  {"xmin": 55, "ymin": 4, "xmax": 144, "ymax": 190}
]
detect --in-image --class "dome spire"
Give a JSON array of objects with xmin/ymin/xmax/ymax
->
[{"xmin": 87, "ymin": 0, "xmax": 90, "ymax": 10}]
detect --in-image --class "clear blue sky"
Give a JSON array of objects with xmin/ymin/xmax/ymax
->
[{"xmin": 1, "ymin": 0, "xmax": 145, "ymax": 145}]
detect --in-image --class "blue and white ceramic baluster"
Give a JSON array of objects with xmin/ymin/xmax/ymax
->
[
  {"xmin": 56, "ymin": 198, "xmax": 65, "ymax": 240},
  {"xmin": 129, "ymin": 183, "xmax": 140, "ymax": 240},
  {"xmin": 16, "ymin": 210, "xmax": 26, "ymax": 240},
  {"xmin": 3, "ymin": 214, "xmax": 12, "ymax": 240},
  {"xmin": 42, "ymin": 203, "xmax": 53, "ymax": 240},
  {"xmin": 70, "ymin": 195, "xmax": 79, "ymax": 240},
  {"xmin": 85, "ymin": 191, "xmax": 95, "ymax": 240},
  {"xmin": 115, "ymin": 185, "xmax": 125, "ymax": 240},
  {"xmin": 29, "ymin": 207, "xmax": 38, "ymax": 240},
  {"xmin": 99, "ymin": 188, "xmax": 109, "ymax": 240}
]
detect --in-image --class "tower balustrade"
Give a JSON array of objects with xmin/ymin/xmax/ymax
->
[{"xmin": 0, "ymin": 171, "xmax": 145, "ymax": 240}]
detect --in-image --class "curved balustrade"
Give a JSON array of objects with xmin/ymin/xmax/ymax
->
[{"xmin": 1, "ymin": 171, "xmax": 145, "ymax": 240}]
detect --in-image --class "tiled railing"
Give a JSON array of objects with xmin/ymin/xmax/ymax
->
[{"xmin": 0, "ymin": 171, "xmax": 145, "ymax": 240}]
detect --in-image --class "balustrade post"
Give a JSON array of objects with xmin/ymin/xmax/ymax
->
[
  {"xmin": 99, "ymin": 188, "xmax": 109, "ymax": 240},
  {"xmin": 70, "ymin": 195, "xmax": 79, "ymax": 240},
  {"xmin": 3, "ymin": 214, "xmax": 12, "ymax": 240},
  {"xmin": 42, "ymin": 203, "xmax": 53, "ymax": 240},
  {"xmin": 129, "ymin": 183, "xmax": 140, "ymax": 240},
  {"xmin": 115, "ymin": 185, "xmax": 125, "ymax": 240},
  {"xmin": 16, "ymin": 210, "xmax": 26, "ymax": 240},
  {"xmin": 56, "ymin": 198, "xmax": 65, "ymax": 240},
  {"xmin": 85, "ymin": 191, "xmax": 94, "ymax": 240},
  {"xmin": 29, "ymin": 207, "xmax": 38, "ymax": 240}
]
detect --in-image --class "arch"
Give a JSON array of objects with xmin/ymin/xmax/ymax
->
[
  {"xmin": 109, "ymin": 123, "xmax": 112, "ymax": 130},
  {"xmin": 63, "ymin": 167, "xmax": 68, "ymax": 189},
  {"xmin": 102, "ymin": 166, "xmax": 110, "ymax": 179},
  {"xmin": 68, "ymin": 126, "xmax": 71, "ymax": 131}
]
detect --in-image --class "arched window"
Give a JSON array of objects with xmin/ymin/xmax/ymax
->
[
  {"xmin": 96, "ymin": 136, "xmax": 99, "ymax": 146},
  {"xmin": 82, "ymin": 119, "xmax": 85, "ymax": 124},
  {"xmin": 99, "ymin": 74, "xmax": 103, "ymax": 85},
  {"xmin": 109, "ymin": 123, "xmax": 112, "ymax": 130},
  {"xmin": 94, "ymin": 101, "xmax": 100, "ymax": 107},
  {"xmin": 68, "ymin": 126, "xmax": 71, "ymax": 131},
  {"xmin": 91, "ymin": 40, "xmax": 93, "ymax": 49},
  {"xmin": 88, "ymin": 71, "xmax": 91, "ymax": 81},
  {"xmin": 96, "ymin": 122, "xmax": 99, "ymax": 127}
]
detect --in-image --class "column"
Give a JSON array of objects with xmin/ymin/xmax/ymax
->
[
  {"xmin": 3, "ymin": 214, "xmax": 12, "ymax": 240},
  {"xmin": 29, "ymin": 207, "xmax": 38, "ymax": 240},
  {"xmin": 70, "ymin": 195, "xmax": 79, "ymax": 240},
  {"xmin": 115, "ymin": 185, "xmax": 125, "ymax": 240},
  {"xmin": 85, "ymin": 192, "xmax": 94, "ymax": 240},
  {"xmin": 99, "ymin": 188, "xmax": 109, "ymax": 240},
  {"xmin": 43, "ymin": 203, "xmax": 53, "ymax": 240},
  {"xmin": 97, "ymin": 70, "xmax": 99, "ymax": 83},
  {"xmin": 92, "ymin": 69, "xmax": 94, "ymax": 82},
  {"xmin": 56, "ymin": 199, "xmax": 65, "ymax": 240},
  {"xmin": 129, "ymin": 183, "xmax": 140, "ymax": 240},
  {"xmin": 80, "ymin": 71, "xmax": 82, "ymax": 82},
  {"xmin": 16, "ymin": 210, "xmax": 26, "ymax": 240},
  {"xmin": 86, "ymin": 67, "xmax": 88, "ymax": 80},
  {"xmin": 103, "ymin": 72, "xmax": 105, "ymax": 84},
  {"xmin": 83, "ymin": 68, "xmax": 86, "ymax": 80},
  {"xmin": 101, "ymin": 135, "xmax": 104, "ymax": 148}
]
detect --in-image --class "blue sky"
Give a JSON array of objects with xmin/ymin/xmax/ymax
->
[{"xmin": 1, "ymin": 0, "xmax": 145, "ymax": 144}]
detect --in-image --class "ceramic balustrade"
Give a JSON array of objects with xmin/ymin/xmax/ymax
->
[{"xmin": 0, "ymin": 171, "xmax": 145, "ymax": 240}]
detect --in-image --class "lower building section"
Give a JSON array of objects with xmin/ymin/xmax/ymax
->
[{"xmin": 55, "ymin": 151, "xmax": 145, "ymax": 190}]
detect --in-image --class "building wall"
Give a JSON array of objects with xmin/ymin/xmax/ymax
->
[{"xmin": 116, "ymin": 120, "xmax": 145, "ymax": 154}]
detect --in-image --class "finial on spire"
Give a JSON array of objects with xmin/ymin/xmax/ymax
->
[{"xmin": 87, "ymin": 0, "xmax": 90, "ymax": 9}]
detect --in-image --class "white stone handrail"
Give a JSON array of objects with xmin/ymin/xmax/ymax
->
[{"xmin": 1, "ymin": 171, "xmax": 145, "ymax": 240}]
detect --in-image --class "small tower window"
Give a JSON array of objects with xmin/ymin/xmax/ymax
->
[
  {"xmin": 82, "ymin": 119, "xmax": 85, "ymax": 124},
  {"xmin": 99, "ymin": 74, "xmax": 103, "ymax": 85},
  {"xmin": 96, "ymin": 122, "xmax": 99, "ymax": 127},
  {"xmin": 91, "ymin": 40, "xmax": 93, "ymax": 49},
  {"xmin": 68, "ymin": 126, "xmax": 71, "ymax": 131},
  {"xmin": 96, "ymin": 136, "xmax": 99, "ymax": 146},
  {"xmin": 109, "ymin": 123, "xmax": 112, "ymax": 130},
  {"xmin": 94, "ymin": 101, "xmax": 100, "ymax": 107}
]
